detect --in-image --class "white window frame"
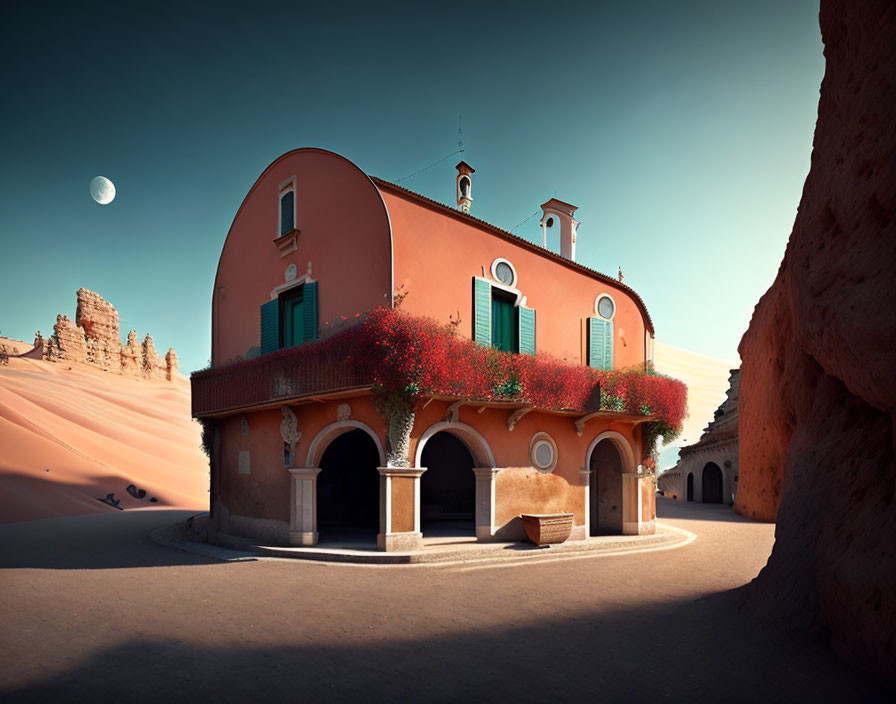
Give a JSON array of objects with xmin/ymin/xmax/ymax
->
[
  {"xmin": 595, "ymin": 293, "xmax": 616, "ymax": 321},
  {"xmin": 490, "ymin": 257, "xmax": 518, "ymax": 289}
]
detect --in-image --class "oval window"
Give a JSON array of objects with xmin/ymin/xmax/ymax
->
[
  {"xmin": 530, "ymin": 432, "xmax": 557, "ymax": 473},
  {"xmin": 491, "ymin": 258, "xmax": 517, "ymax": 287},
  {"xmin": 496, "ymin": 262, "xmax": 513, "ymax": 285},
  {"xmin": 597, "ymin": 295, "xmax": 615, "ymax": 320}
]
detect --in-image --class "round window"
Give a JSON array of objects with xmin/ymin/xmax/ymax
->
[
  {"xmin": 597, "ymin": 295, "xmax": 615, "ymax": 320},
  {"xmin": 491, "ymin": 258, "xmax": 517, "ymax": 287},
  {"xmin": 529, "ymin": 433, "xmax": 557, "ymax": 473},
  {"xmin": 534, "ymin": 441, "xmax": 553, "ymax": 468}
]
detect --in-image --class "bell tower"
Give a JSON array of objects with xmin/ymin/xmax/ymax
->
[
  {"xmin": 539, "ymin": 198, "xmax": 579, "ymax": 261},
  {"xmin": 456, "ymin": 161, "xmax": 475, "ymax": 213}
]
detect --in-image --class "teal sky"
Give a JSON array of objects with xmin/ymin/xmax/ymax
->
[{"xmin": 0, "ymin": 1, "xmax": 824, "ymax": 374}]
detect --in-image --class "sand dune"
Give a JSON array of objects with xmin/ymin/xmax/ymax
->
[
  {"xmin": 0, "ymin": 353, "xmax": 208, "ymax": 523},
  {"xmin": 654, "ymin": 341, "xmax": 739, "ymax": 467}
]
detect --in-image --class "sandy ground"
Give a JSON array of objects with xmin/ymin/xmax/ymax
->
[
  {"xmin": 0, "ymin": 356, "xmax": 208, "ymax": 522},
  {"xmin": 0, "ymin": 498, "xmax": 889, "ymax": 702}
]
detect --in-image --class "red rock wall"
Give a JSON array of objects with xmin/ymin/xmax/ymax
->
[{"xmin": 736, "ymin": 0, "xmax": 895, "ymax": 682}]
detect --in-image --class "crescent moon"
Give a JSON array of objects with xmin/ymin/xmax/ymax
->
[{"xmin": 90, "ymin": 176, "xmax": 116, "ymax": 205}]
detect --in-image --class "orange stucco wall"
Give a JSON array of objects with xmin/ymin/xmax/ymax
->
[
  {"xmin": 213, "ymin": 390, "xmax": 648, "ymax": 543},
  {"xmin": 409, "ymin": 398, "xmax": 642, "ymax": 534},
  {"xmin": 217, "ymin": 409, "xmax": 291, "ymax": 524},
  {"xmin": 214, "ymin": 395, "xmax": 387, "ymax": 528},
  {"xmin": 212, "ymin": 149, "xmax": 392, "ymax": 366},
  {"xmin": 383, "ymin": 190, "xmax": 650, "ymax": 369}
]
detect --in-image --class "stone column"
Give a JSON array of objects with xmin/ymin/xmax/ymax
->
[
  {"xmin": 288, "ymin": 467, "xmax": 320, "ymax": 546},
  {"xmin": 578, "ymin": 467, "xmax": 592, "ymax": 540},
  {"xmin": 621, "ymin": 472, "xmax": 641, "ymax": 535},
  {"xmin": 472, "ymin": 467, "xmax": 501, "ymax": 541},
  {"xmin": 622, "ymin": 470, "xmax": 657, "ymax": 535},
  {"xmin": 377, "ymin": 467, "xmax": 426, "ymax": 551}
]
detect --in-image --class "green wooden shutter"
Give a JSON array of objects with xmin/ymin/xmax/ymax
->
[
  {"xmin": 588, "ymin": 317, "xmax": 607, "ymax": 369},
  {"xmin": 603, "ymin": 318, "xmax": 614, "ymax": 370},
  {"xmin": 473, "ymin": 278, "xmax": 491, "ymax": 346},
  {"xmin": 302, "ymin": 282, "xmax": 318, "ymax": 342},
  {"xmin": 260, "ymin": 299, "xmax": 280, "ymax": 354},
  {"xmin": 518, "ymin": 307, "xmax": 536, "ymax": 355}
]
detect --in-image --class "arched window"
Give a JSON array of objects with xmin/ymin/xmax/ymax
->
[{"xmin": 588, "ymin": 294, "xmax": 615, "ymax": 370}]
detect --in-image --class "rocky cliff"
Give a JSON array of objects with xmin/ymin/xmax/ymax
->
[
  {"xmin": 49, "ymin": 289, "xmax": 177, "ymax": 381},
  {"xmin": 736, "ymin": 0, "xmax": 895, "ymax": 683}
]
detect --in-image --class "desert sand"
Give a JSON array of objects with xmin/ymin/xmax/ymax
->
[{"xmin": 0, "ymin": 354, "xmax": 208, "ymax": 523}]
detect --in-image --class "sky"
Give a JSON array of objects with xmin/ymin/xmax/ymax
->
[{"xmin": 0, "ymin": 1, "xmax": 824, "ymax": 376}]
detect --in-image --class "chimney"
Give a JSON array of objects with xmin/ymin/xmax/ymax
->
[
  {"xmin": 456, "ymin": 161, "xmax": 475, "ymax": 213},
  {"xmin": 539, "ymin": 198, "xmax": 579, "ymax": 261}
]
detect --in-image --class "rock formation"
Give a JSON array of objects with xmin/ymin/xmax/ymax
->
[
  {"xmin": 49, "ymin": 289, "xmax": 177, "ymax": 382},
  {"xmin": 736, "ymin": 0, "xmax": 895, "ymax": 683}
]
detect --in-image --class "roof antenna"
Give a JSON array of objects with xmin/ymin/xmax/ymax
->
[{"xmin": 458, "ymin": 115, "xmax": 464, "ymax": 158}]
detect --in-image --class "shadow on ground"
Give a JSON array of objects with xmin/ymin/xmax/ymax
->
[
  {"xmin": 0, "ymin": 510, "xmax": 218, "ymax": 569},
  {"xmin": 0, "ymin": 589, "xmax": 889, "ymax": 703},
  {"xmin": 657, "ymin": 496, "xmax": 774, "ymax": 524}
]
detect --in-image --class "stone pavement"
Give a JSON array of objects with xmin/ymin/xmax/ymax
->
[
  {"xmin": 0, "ymin": 499, "xmax": 890, "ymax": 702},
  {"xmin": 151, "ymin": 514, "xmax": 696, "ymax": 565}
]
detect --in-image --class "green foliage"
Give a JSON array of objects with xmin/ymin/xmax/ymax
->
[{"xmin": 198, "ymin": 417, "xmax": 217, "ymax": 458}]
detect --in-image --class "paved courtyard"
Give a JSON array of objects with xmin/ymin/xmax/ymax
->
[{"xmin": 0, "ymin": 498, "xmax": 889, "ymax": 702}]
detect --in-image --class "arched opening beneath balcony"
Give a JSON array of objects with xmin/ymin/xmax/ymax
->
[
  {"xmin": 316, "ymin": 429, "xmax": 381, "ymax": 542},
  {"xmin": 420, "ymin": 431, "xmax": 476, "ymax": 538}
]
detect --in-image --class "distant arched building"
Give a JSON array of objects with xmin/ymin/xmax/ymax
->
[{"xmin": 659, "ymin": 369, "xmax": 739, "ymax": 504}]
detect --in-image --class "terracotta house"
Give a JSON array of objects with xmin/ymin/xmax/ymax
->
[{"xmin": 192, "ymin": 148, "xmax": 677, "ymax": 551}]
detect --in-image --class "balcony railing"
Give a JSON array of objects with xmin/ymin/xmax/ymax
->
[{"xmin": 192, "ymin": 344, "xmax": 367, "ymax": 417}]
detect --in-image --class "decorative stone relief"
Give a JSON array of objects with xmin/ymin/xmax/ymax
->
[
  {"xmin": 507, "ymin": 406, "xmax": 532, "ymax": 432},
  {"xmin": 280, "ymin": 406, "xmax": 302, "ymax": 460},
  {"xmin": 337, "ymin": 403, "xmax": 352, "ymax": 421},
  {"xmin": 240, "ymin": 415, "xmax": 249, "ymax": 437},
  {"xmin": 444, "ymin": 400, "xmax": 465, "ymax": 423},
  {"xmin": 285, "ymin": 263, "xmax": 297, "ymax": 282}
]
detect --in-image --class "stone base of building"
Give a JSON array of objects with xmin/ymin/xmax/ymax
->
[
  {"xmin": 623, "ymin": 519, "xmax": 656, "ymax": 536},
  {"xmin": 377, "ymin": 531, "xmax": 423, "ymax": 552},
  {"xmin": 569, "ymin": 523, "xmax": 587, "ymax": 541},
  {"xmin": 289, "ymin": 530, "xmax": 318, "ymax": 546},
  {"xmin": 475, "ymin": 525, "xmax": 497, "ymax": 541}
]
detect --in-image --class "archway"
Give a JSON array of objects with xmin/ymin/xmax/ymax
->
[
  {"xmin": 414, "ymin": 421, "xmax": 495, "ymax": 468},
  {"xmin": 420, "ymin": 432, "xmax": 475, "ymax": 537},
  {"xmin": 702, "ymin": 462, "xmax": 723, "ymax": 504},
  {"xmin": 687, "ymin": 473, "xmax": 694, "ymax": 502},
  {"xmin": 590, "ymin": 439, "xmax": 624, "ymax": 534},
  {"xmin": 316, "ymin": 429, "xmax": 380, "ymax": 542}
]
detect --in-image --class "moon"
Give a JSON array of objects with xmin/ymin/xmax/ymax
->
[{"xmin": 90, "ymin": 176, "xmax": 116, "ymax": 205}]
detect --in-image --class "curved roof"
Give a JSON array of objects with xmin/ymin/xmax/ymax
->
[{"xmin": 370, "ymin": 177, "xmax": 655, "ymax": 334}]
